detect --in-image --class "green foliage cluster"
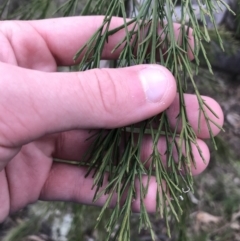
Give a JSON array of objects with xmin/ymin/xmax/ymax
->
[{"xmin": 66, "ymin": 1, "xmax": 225, "ymax": 240}]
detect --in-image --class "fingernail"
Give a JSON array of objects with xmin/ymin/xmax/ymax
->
[{"xmin": 140, "ymin": 66, "xmax": 169, "ymax": 103}]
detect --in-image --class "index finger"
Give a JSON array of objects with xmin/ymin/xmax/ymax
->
[{"xmin": 0, "ymin": 16, "xmax": 194, "ymax": 67}]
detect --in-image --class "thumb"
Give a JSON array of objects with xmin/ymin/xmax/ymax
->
[
  {"xmin": 71, "ymin": 64, "xmax": 177, "ymax": 128},
  {"xmin": 0, "ymin": 64, "xmax": 176, "ymax": 147}
]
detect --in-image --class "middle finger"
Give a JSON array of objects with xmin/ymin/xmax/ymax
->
[{"xmin": 52, "ymin": 94, "xmax": 222, "ymax": 167}]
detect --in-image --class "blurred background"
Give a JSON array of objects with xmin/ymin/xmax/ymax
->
[{"xmin": 0, "ymin": 0, "xmax": 240, "ymax": 240}]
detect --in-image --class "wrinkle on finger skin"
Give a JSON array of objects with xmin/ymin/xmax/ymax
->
[
  {"xmin": 0, "ymin": 28, "xmax": 18, "ymax": 65},
  {"xmin": 0, "ymin": 145, "xmax": 20, "ymax": 171},
  {"xmin": 52, "ymin": 130, "xmax": 96, "ymax": 161},
  {"xmin": 5, "ymin": 142, "xmax": 53, "ymax": 213},
  {"xmin": 0, "ymin": 21, "xmax": 57, "ymax": 71}
]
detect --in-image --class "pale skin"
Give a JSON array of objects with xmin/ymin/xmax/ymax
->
[{"xmin": 0, "ymin": 16, "xmax": 224, "ymax": 222}]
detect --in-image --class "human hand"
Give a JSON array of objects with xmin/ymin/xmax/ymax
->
[{"xmin": 0, "ymin": 16, "xmax": 223, "ymax": 222}]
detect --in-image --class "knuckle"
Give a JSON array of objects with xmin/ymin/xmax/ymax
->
[
  {"xmin": 92, "ymin": 68, "xmax": 119, "ymax": 115},
  {"xmin": 0, "ymin": 21, "xmax": 16, "ymax": 64},
  {"xmin": 76, "ymin": 68, "xmax": 129, "ymax": 127}
]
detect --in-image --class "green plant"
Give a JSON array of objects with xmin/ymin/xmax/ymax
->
[{"xmin": 67, "ymin": 1, "xmax": 227, "ymax": 240}]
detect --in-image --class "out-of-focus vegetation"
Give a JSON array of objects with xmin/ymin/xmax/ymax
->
[{"xmin": 0, "ymin": 0, "xmax": 240, "ymax": 241}]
